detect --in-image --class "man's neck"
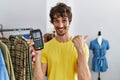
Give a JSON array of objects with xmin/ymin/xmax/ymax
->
[{"xmin": 55, "ymin": 34, "xmax": 71, "ymax": 42}]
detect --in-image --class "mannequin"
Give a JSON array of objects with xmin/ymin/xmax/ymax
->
[
  {"xmin": 97, "ymin": 31, "xmax": 102, "ymax": 80},
  {"xmin": 89, "ymin": 31, "xmax": 110, "ymax": 80},
  {"xmin": 97, "ymin": 31, "xmax": 102, "ymax": 46}
]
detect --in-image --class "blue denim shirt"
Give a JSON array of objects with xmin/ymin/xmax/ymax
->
[
  {"xmin": 89, "ymin": 38, "xmax": 110, "ymax": 72},
  {"xmin": 0, "ymin": 48, "xmax": 9, "ymax": 80}
]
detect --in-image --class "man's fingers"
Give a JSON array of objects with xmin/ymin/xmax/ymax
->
[
  {"xmin": 27, "ymin": 39, "xmax": 34, "ymax": 46},
  {"xmin": 84, "ymin": 35, "xmax": 88, "ymax": 42}
]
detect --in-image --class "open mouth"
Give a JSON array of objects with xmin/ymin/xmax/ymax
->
[{"xmin": 58, "ymin": 28, "xmax": 64, "ymax": 33}]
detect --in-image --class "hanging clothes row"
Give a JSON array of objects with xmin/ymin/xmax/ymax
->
[
  {"xmin": 0, "ymin": 28, "xmax": 33, "ymax": 80},
  {"xmin": 0, "ymin": 47, "xmax": 10, "ymax": 80},
  {"xmin": 0, "ymin": 40, "xmax": 15, "ymax": 80},
  {"xmin": 0, "ymin": 28, "xmax": 33, "ymax": 32}
]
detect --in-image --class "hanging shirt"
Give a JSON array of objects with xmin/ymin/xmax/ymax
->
[
  {"xmin": 89, "ymin": 38, "xmax": 110, "ymax": 72},
  {"xmin": 0, "ymin": 48, "xmax": 9, "ymax": 80},
  {"xmin": 0, "ymin": 40, "xmax": 15, "ymax": 80}
]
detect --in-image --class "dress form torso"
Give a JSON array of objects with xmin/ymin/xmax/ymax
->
[{"xmin": 97, "ymin": 35, "xmax": 102, "ymax": 47}]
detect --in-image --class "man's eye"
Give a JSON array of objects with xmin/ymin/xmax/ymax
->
[
  {"xmin": 62, "ymin": 20, "xmax": 67, "ymax": 22},
  {"xmin": 54, "ymin": 20, "xmax": 59, "ymax": 23}
]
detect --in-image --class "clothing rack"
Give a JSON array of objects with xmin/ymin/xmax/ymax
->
[
  {"xmin": 0, "ymin": 24, "xmax": 4, "ymax": 37},
  {"xmin": 0, "ymin": 27, "xmax": 34, "ymax": 80},
  {"xmin": 0, "ymin": 28, "xmax": 33, "ymax": 32}
]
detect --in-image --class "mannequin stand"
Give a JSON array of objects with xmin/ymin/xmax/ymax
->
[{"xmin": 98, "ymin": 72, "xmax": 101, "ymax": 80}]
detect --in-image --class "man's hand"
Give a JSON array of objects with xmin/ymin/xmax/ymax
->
[
  {"xmin": 72, "ymin": 35, "xmax": 91, "ymax": 80},
  {"xmin": 72, "ymin": 35, "xmax": 88, "ymax": 50},
  {"xmin": 27, "ymin": 38, "xmax": 42, "ymax": 55}
]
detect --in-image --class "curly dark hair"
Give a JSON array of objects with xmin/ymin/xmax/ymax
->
[{"xmin": 50, "ymin": 2, "xmax": 72, "ymax": 24}]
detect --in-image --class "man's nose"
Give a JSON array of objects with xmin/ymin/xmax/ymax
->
[{"xmin": 59, "ymin": 22, "xmax": 63, "ymax": 27}]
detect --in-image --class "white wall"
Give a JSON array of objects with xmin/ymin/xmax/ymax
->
[
  {"xmin": 70, "ymin": 0, "xmax": 120, "ymax": 80},
  {"xmin": 0, "ymin": 0, "xmax": 47, "ymax": 35},
  {"xmin": 1, "ymin": 0, "xmax": 120, "ymax": 80}
]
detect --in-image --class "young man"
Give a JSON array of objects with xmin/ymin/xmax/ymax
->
[{"xmin": 28, "ymin": 2, "xmax": 91, "ymax": 80}]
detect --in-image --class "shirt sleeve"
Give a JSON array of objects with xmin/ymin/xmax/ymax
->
[{"xmin": 41, "ymin": 49, "xmax": 48, "ymax": 64}]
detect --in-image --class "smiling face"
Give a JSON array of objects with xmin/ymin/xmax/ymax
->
[
  {"xmin": 50, "ymin": 3, "xmax": 72, "ymax": 36},
  {"xmin": 53, "ymin": 14, "xmax": 70, "ymax": 36}
]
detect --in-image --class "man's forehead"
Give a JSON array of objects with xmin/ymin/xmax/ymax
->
[
  {"xmin": 53, "ymin": 15, "xmax": 68, "ymax": 19},
  {"xmin": 53, "ymin": 13, "xmax": 68, "ymax": 18}
]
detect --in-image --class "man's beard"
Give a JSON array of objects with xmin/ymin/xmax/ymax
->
[
  {"xmin": 56, "ymin": 27, "xmax": 67, "ymax": 36},
  {"xmin": 56, "ymin": 31, "xmax": 66, "ymax": 36}
]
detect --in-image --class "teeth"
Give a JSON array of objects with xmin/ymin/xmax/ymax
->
[{"xmin": 59, "ymin": 29, "xmax": 63, "ymax": 31}]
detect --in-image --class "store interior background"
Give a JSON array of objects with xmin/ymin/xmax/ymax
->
[{"xmin": 0, "ymin": 0, "xmax": 120, "ymax": 80}]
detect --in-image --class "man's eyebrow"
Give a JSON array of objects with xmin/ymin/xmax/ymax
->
[
  {"xmin": 62, "ymin": 17, "xmax": 68, "ymax": 19},
  {"xmin": 54, "ymin": 16, "xmax": 68, "ymax": 19},
  {"xmin": 53, "ymin": 17, "xmax": 57, "ymax": 19},
  {"xmin": 53, "ymin": 17, "xmax": 60, "ymax": 19}
]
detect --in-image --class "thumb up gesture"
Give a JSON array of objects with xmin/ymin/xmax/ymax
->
[{"xmin": 72, "ymin": 35, "xmax": 88, "ymax": 50}]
